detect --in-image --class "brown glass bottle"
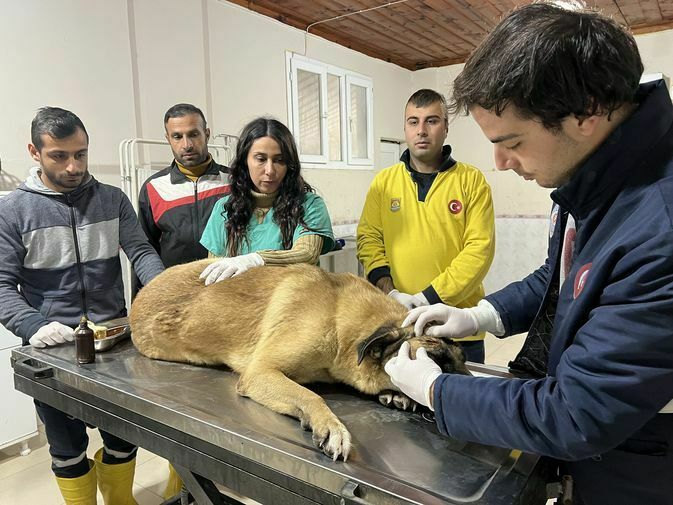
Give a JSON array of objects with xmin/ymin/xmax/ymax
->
[{"xmin": 74, "ymin": 316, "xmax": 95, "ymax": 364}]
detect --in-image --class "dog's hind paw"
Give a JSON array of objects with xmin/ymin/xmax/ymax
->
[
  {"xmin": 378, "ymin": 390, "xmax": 417, "ymax": 412},
  {"xmin": 312, "ymin": 418, "xmax": 352, "ymax": 462}
]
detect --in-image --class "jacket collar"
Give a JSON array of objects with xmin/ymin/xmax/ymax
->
[
  {"xmin": 20, "ymin": 166, "xmax": 95, "ymax": 199},
  {"xmin": 552, "ymin": 80, "xmax": 673, "ymax": 219},
  {"xmin": 169, "ymin": 156, "xmax": 220, "ymax": 184},
  {"xmin": 400, "ymin": 145, "xmax": 456, "ymax": 174}
]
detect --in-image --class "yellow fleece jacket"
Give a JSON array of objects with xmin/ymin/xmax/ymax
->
[{"xmin": 357, "ymin": 161, "xmax": 495, "ymax": 338}]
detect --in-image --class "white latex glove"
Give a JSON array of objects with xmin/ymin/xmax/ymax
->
[
  {"xmin": 200, "ymin": 253, "xmax": 264, "ymax": 286},
  {"xmin": 403, "ymin": 304, "xmax": 478, "ymax": 338},
  {"xmin": 388, "ymin": 289, "xmax": 429, "ymax": 310},
  {"xmin": 402, "ymin": 299, "xmax": 504, "ymax": 338},
  {"xmin": 28, "ymin": 322, "xmax": 75, "ymax": 348},
  {"xmin": 384, "ymin": 341, "xmax": 442, "ymax": 410}
]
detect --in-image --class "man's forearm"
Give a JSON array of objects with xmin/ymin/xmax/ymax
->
[{"xmin": 0, "ymin": 283, "xmax": 48, "ymax": 343}]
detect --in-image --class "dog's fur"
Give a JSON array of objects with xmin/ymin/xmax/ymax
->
[{"xmin": 130, "ymin": 260, "xmax": 469, "ymax": 460}]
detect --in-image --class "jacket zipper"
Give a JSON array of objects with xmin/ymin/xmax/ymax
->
[
  {"xmin": 66, "ymin": 195, "xmax": 88, "ymax": 317},
  {"xmin": 193, "ymin": 179, "xmax": 199, "ymax": 245}
]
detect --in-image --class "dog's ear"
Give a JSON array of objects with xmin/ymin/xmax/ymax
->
[{"xmin": 357, "ymin": 325, "xmax": 413, "ymax": 365}]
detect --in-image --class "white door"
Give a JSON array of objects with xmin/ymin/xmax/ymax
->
[{"xmin": 379, "ymin": 140, "xmax": 401, "ymax": 169}]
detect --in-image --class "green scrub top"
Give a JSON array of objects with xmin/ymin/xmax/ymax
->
[{"xmin": 200, "ymin": 192, "xmax": 335, "ymax": 257}]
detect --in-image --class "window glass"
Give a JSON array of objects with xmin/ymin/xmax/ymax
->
[
  {"xmin": 297, "ymin": 69, "xmax": 322, "ymax": 156},
  {"xmin": 327, "ymin": 74, "xmax": 342, "ymax": 162},
  {"xmin": 350, "ymin": 83, "xmax": 368, "ymax": 159}
]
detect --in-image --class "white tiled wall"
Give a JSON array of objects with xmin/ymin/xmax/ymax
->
[{"xmin": 484, "ymin": 216, "xmax": 549, "ymax": 295}]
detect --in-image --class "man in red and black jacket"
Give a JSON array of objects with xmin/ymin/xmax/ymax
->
[{"xmin": 138, "ymin": 103, "xmax": 230, "ymax": 267}]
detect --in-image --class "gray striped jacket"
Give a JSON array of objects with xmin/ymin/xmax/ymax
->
[{"xmin": 0, "ymin": 168, "xmax": 164, "ymax": 343}]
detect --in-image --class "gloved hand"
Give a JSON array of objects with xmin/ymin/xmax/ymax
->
[
  {"xmin": 388, "ymin": 289, "xmax": 429, "ymax": 310},
  {"xmin": 403, "ymin": 304, "xmax": 478, "ymax": 338},
  {"xmin": 403, "ymin": 299, "xmax": 504, "ymax": 338},
  {"xmin": 384, "ymin": 341, "xmax": 442, "ymax": 410},
  {"xmin": 28, "ymin": 322, "xmax": 75, "ymax": 348},
  {"xmin": 200, "ymin": 253, "xmax": 264, "ymax": 286}
]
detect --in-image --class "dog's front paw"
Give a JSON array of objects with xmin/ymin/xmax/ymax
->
[
  {"xmin": 311, "ymin": 416, "xmax": 352, "ymax": 462},
  {"xmin": 378, "ymin": 390, "xmax": 417, "ymax": 411}
]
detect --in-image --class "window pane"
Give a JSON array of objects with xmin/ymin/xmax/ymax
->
[
  {"xmin": 350, "ymin": 84, "xmax": 368, "ymax": 159},
  {"xmin": 297, "ymin": 69, "xmax": 322, "ymax": 156},
  {"xmin": 327, "ymin": 74, "xmax": 342, "ymax": 161}
]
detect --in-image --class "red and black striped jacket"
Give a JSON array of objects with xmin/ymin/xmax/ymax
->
[{"xmin": 138, "ymin": 160, "xmax": 230, "ymax": 267}]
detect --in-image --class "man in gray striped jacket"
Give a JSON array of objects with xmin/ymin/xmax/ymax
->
[{"xmin": 0, "ymin": 107, "xmax": 164, "ymax": 505}]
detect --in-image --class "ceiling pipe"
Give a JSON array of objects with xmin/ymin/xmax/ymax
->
[
  {"xmin": 301, "ymin": 0, "xmax": 411, "ymax": 56},
  {"xmin": 305, "ymin": 0, "xmax": 410, "ymax": 34}
]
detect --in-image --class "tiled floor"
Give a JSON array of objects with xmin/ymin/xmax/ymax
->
[
  {"xmin": 0, "ymin": 428, "xmax": 167, "ymax": 505},
  {"xmin": 0, "ymin": 333, "xmax": 537, "ymax": 505}
]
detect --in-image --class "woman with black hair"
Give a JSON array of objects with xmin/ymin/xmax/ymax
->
[{"xmin": 199, "ymin": 117, "xmax": 334, "ymax": 284}]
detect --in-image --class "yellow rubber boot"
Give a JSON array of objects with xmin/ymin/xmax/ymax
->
[
  {"xmin": 55, "ymin": 460, "xmax": 97, "ymax": 505},
  {"xmin": 163, "ymin": 463, "xmax": 184, "ymax": 500},
  {"xmin": 94, "ymin": 448, "xmax": 138, "ymax": 505}
]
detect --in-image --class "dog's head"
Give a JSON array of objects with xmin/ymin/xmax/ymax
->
[{"xmin": 356, "ymin": 324, "xmax": 470, "ymax": 375}]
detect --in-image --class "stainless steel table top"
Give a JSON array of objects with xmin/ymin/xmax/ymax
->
[{"xmin": 12, "ymin": 341, "xmax": 544, "ymax": 505}]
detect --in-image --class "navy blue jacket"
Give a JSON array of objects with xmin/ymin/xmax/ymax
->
[{"xmin": 433, "ymin": 81, "xmax": 673, "ymax": 504}]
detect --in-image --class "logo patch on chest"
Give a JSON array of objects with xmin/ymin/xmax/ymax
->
[
  {"xmin": 573, "ymin": 263, "xmax": 592, "ymax": 299},
  {"xmin": 390, "ymin": 198, "xmax": 401, "ymax": 212},
  {"xmin": 448, "ymin": 199, "xmax": 463, "ymax": 214}
]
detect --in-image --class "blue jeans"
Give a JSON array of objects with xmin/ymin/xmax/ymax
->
[{"xmin": 459, "ymin": 340, "xmax": 485, "ymax": 364}]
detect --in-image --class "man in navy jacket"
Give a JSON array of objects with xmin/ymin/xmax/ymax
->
[{"xmin": 385, "ymin": 4, "xmax": 673, "ymax": 504}]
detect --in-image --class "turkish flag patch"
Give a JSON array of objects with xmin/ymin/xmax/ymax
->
[{"xmin": 448, "ymin": 199, "xmax": 463, "ymax": 214}]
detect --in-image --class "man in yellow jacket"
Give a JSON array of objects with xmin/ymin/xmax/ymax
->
[{"xmin": 357, "ymin": 88, "xmax": 495, "ymax": 362}]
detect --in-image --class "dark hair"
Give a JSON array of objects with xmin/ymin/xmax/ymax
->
[
  {"xmin": 31, "ymin": 107, "xmax": 89, "ymax": 151},
  {"xmin": 224, "ymin": 117, "xmax": 314, "ymax": 256},
  {"xmin": 450, "ymin": 3, "xmax": 644, "ymax": 129},
  {"xmin": 407, "ymin": 89, "xmax": 448, "ymax": 120},
  {"xmin": 164, "ymin": 103, "xmax": 207, "ymax": 130}
]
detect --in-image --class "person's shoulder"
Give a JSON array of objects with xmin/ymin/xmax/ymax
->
[
  {"xmin": 141, "ymin": 165, "xmax": 174, "ymax": 187},
  {"xmin": 0, "ymin": 189, "xmax": 25, "ymax": 214},
  {"xmin": 211, "ymin": 194, "xmax": 230, "ymax": 213},
  {"xmin": 451, "ymin": 161, "xmax": 489, "ymax": 184},
  {"xmin": 0, "ymin": 187, "xmax": 26, "ymax": 202},
  {"xmin": 376, "ymin": 162, "xmax": 405, "ymax": 178},
  {"xmin": 369, "ymin": 163, "xmax": 406, "ymax": 189},
  {"xmin": 212, "ymin": 161, "xmax": 229, "ymax": 174},
  {"xmin": 302, "ymin": 191, "xmax": 326, "ymax": 207},
  {"xmin": 453, "ymin": 160, "xmax": 486, "ymax": 175}
]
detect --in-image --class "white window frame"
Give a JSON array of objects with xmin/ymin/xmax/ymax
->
[
  {"xmin": 286, "ymin": 52, "xmax": 374, "ymax": 169},
  {"xmin": 289, "ymin": 57, "xmax": 328, "ymax": 164},
  {"xmin": 326, "ymin": 67, "xmax": 348, "ymax": 165},
  {"xmin": 345, "ymin": 74, "xmax": 374, "ymax": 166}
]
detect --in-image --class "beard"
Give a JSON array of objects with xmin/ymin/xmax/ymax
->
[{"xmin": 41, "ymin": 168, "xmax": 88, "ymax": 193}]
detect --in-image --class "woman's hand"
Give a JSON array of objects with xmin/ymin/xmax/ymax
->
[{"xmin": 200, "ymin": 253, "xmax": 264, "ymax": 285}]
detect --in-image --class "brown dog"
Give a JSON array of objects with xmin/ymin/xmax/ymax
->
[{"xmin": 130, "ymin": 260, "xmax": 469, "ymax": 461}]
